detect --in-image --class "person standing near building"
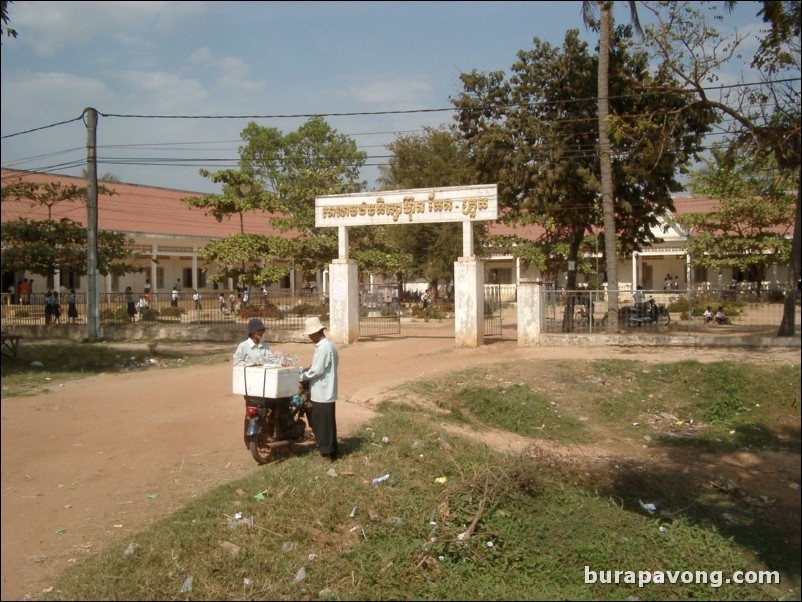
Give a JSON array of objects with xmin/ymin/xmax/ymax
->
[
  {"xmin": 125, "ymin": 286, "xmax": 136, "ymax": 322},
  {"xmin": 300, "ymin": 317, "xmax": 339, "ymax": 463},
  {"xmin": 171, "ymin": 285, "xmax": 179, "ymax": 307},
  {"xmin": 67, "ymin": 288, "xmax": 79, "ymax": 323},
  {"xmin": 192, "ymin": 290, "xmax": 201, "ymax": 310}
]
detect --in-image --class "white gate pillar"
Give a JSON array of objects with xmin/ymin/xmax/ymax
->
[
  {"xmin": 328, "ymin": 250, "xmax": 359, "ymax": 347},
  {"xmin": 454, "ymin": 257, "xmax": 484, "ymax": 348},
  {"xmin": 517, "ymin": 280, "xmax": 544, "ymax": 346}
]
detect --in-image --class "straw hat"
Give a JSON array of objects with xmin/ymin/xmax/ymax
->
[{"xmin": 303, "ymin": 316, "xmax": 326, "ymax": 336}]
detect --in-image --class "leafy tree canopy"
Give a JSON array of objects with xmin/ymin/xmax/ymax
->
[
  {"xmin": 382, "ymin": 126, "xmax": 483, "ymax": 295},
  {"xmin": 1, "ymin": 179, "xmax": 137, "ymax": 286},
  {"xmin": 679, "ymin": 147, "xmax": 795, "ymax": 287},
  {"xmin": 452, "ymin": 27, "xmax": 716, "ymax": 288}
]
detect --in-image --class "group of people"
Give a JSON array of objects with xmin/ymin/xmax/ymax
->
[
  {"xmin": 703, "ymin": 306, "xmax": 729, "ymax": 325},
  {"xmin": 234, "ymin": 315, "xmax": 340, "ymax": 464}
]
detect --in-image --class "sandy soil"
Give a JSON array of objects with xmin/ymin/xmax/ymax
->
[{"xmin": 1, "ymin": 319, "xmax": 800, "ymax": 600}]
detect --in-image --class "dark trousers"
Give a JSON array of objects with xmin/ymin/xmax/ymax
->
[{"xmin": 311, "ymin": 401, "xmax": 338, "ymax": 459}]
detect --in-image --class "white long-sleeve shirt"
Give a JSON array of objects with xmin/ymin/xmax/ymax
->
[
  {"xmin": 232, "ymin": 337, "xmax": 273, "ymax": 366},
  {"xmin": 301, "ymin": 337, "xmax": 338, "ymax": 403}
]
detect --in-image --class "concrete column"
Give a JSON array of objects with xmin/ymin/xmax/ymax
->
[
  {"xmin": 454, "ymin": 257, "xmax": 484, "ymax": 348},
  {"xmin": 328, "ymin": 259, "xmax": 359, "ymax": 345},
  {"xmin": 517, "ymin": 281, "xmax": 543, "ymax": 347}
]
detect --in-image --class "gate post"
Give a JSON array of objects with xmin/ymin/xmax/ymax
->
[
  {"xmin": 454, "ymin": 257, "xmax": 484, "ymax": 348},
  {"xmin": 517, "ymin": 280, "xmax": 543, "ymax": 346},
  {"xmin": 328, "ymin": 259, "xmax": 359, "ymax": 345}
]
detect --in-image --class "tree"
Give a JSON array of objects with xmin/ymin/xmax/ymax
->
[
  {"xmin": 1, "ymin": 0, "xmax": 17, "ymax": 44},
  {"xmin": 641, "ymin": 0, "xmax": 801, "ymax": 336},
  {"xmin": 183, "ymin": 169, "xmax": 299, "ymax": 286},
  {"xmin": 453, "ymin": 28, "xmax": 716, "ymax": 331},
  {"xmin": 382, "ymin": 126, "xmax": 481, "ymax": 299},
  {"xmin": 2, "ymin": 180, "xmax": 93, "ymax": 220},
  {"xmin": 186, "ymin": 117, "xmax": 399, "ymax": 289},
  {"xmin": 582, "ymin": 1, "xmax": 643, "ymax": 328},
  {"xmin": 0, "ymin": 179, "xmax": 136, "ymax": 287},
  {"xmin": 0, "ymin": 218, "xmax": 140, "ymax": 287},
  {"xmin": 236, "ymin": 116, "xmax": 402, "ymax": 279},
  {"xmin": 679, "ymin": 148, "xmax": 795, "ymax": 295}
]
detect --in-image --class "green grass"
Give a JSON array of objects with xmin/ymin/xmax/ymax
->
[
  {"xmin": 6, "ymin": 350, "xmax": 798, "ymax": 601},
  {"xmin": 0, "ymin": 341, "xmax": 230, "ymax": 397}
]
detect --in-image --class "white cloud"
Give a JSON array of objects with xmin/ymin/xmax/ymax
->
[
  {"xmin": 116, "ymin": 70, "xmax": 208, "ymax": 112},
  {"xmin": 340, "ymin": 78, "xmax": 433, "ymax": 108},
  {"xmin": 190, "ymin": 48, "xmax": 265, "ymax": 93},
  {"xmin": 10, "ymin": 1, "xmax": 206, "ymax": 55}
]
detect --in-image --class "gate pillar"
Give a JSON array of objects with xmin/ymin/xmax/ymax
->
[
  {"xmin": 517, "ymin": 280, "xmax": 544, "ymax": 346},
  {"xmin": 328, "ymin": 259, "xmax": 359, "ymax": 345},
  {"xmin": 454, "ymin": 257, "xmax": 484, "ymax": 348}
]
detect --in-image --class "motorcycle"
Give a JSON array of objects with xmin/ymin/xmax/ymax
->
[
  {"xmin": 619, "ymin": 297, "xmax": 671, "ymax": 327},
  {"xmin": 243, "ymin": 380, "xmax": 313, "ymax": 464}
]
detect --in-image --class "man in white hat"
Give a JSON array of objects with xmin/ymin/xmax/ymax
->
[{"xmin": 300, "ymin": 316, "xmax": 339, "ymax": 463}]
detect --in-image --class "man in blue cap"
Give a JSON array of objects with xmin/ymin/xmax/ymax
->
[
  {"xmin": 233, "ymin": 318, "xmax": 273, "ymax": 366},
  {"xmin": 234, "ymin": 318, "xmax": 282, "ymax": 440}
]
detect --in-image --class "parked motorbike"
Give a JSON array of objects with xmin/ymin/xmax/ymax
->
[
  {"xmin": 243, "ymin": 380, "xmax": 313, "ymax": 464},
  {"xmin": 619, "ymin": 297, "xmax": 671, "ymax": 327}
]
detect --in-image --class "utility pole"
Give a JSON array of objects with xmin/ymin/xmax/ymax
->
[{"xmin": 85, "ymin": 108, "xmax": 100, "ymax": 340}]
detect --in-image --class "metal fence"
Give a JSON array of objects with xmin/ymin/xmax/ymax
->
[
  {"xmin": 358, "ymin": 284, "xmax": 401, "ymax": 336},
  {"xmin": 0, "ymin": 291, "xmax": 327, "ymax": 331},
  {"xmin": 543, "ymin": 287, "xmax": 801, "ymax": 338}
]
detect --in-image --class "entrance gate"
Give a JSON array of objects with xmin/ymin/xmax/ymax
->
[
  {"xmin": 484, "ymin": 283, "xmax": 503, "ymax": 338},
  {"xmin": 358, "ymin": 283, "xmax": 401, "ymax": 336}
]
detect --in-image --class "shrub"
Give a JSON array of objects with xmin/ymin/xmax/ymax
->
[
  {"xmin": 293, "ymin": 303, "xmax": 321, "ymax": 316},
  {"xmin": 158, "ymin": 305, "xmax": 184, "ymax": 318},
  {"xmin": 139, "ymin": 308, "xmax": 159, "ymax": 322}
]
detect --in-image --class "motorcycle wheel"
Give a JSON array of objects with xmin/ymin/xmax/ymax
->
[
  {"xmin": 658, "ymin": 309, "xmax": 671, "ymax": 325},
  {"xmin": 248, "ymin": 431, "xmax": 276, "ymax": 464}
]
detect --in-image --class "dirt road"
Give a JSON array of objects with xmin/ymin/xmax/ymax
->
[{"xmin": 2, "ymin": 320, "xmax": 799, "ymax": 600}]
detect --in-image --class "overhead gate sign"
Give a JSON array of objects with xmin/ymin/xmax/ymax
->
[{"xmin": 315, "ymin": 184, "xmax": 498, "ymax": 227}]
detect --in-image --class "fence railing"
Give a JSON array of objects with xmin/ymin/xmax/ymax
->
[
  {"xmin": 0, "ymin": 291, "xmax": 328, "ymax": 331},
  {"xmin": 542, "ymin": 287, "xmax": 800, "ymax": 338}
]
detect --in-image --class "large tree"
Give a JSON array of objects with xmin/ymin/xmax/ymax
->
[
  {"xmin": 182, "ymin": 169, "xmax": 296, "ymax": 286},
  {"xmin": 1, "ymin": 179, "xmax": 138, "ymax": 288},
  {"xmin": 641, "ymin": 0, "xmax": 800, "ymax": 336},
  {"xmin": 453, "ymin": 28, "xmax": 716, "ymax": 331},
  {"xmin": 237, "ymin": 116, "xmax": 385, "ymax": 279},
  {"xmin": 382, "ymin": 126, "xmax": 481, "ymax": 299},
  {"xmin": 582, "ymin": 1, "xmax": 642, "ymax": 327},
  {"xmin": 679, "ymin": 148, "xmax": 795, "ymax": 294},
  {"xmin": 185, "ymin": 117, "xmax": 383, "ymax": 288}
]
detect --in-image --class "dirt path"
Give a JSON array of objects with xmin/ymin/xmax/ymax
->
[{"xmin": 2, "ymin": 320, "xmax": 800, "ymax": 600}]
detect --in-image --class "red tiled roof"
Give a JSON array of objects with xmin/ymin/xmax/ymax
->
[
  {"xmin": 1, "ymin": 169, "xmax": 294, "ymax": 240},
  {"xmin": 486, "ymin": 197, "xmax": 723, "ymax": 242}
]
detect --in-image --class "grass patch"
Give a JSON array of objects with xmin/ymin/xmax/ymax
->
[
  {"xmin": 42, "ymin": 411, "xmax": 798, "ymax": 600},
  {"xmin": 10, "ymin": 351, "xmax": 798, "ymax": 600},
  {"xmin": 0, "ymin": 341, "xmax": 230, "ymax": 397}
]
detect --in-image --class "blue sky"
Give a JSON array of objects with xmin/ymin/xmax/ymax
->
[{"xmin": 1, "ymin": 1, "xmax": 766, "ymax": 194}]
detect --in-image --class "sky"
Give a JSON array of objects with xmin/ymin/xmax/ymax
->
[{"xmin": 1, "ymin": 1, "xmax": 768, "ymax": 195}]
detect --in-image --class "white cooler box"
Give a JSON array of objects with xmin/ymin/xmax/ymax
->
[{"xmin": 232, "ymin": 365, "xmax": 300, "ymax": 398}]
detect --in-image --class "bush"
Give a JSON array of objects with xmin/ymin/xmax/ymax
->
[
  {"xmin": 139, "ymin": 308, "xmax": 159, "ymax": 322},
  {"xmin": 158, "ymin": 306, "xmax": 184, "ymax": 318},
  {"xmin": 768, "ymin": 289, "xmax": 785, "ymax": 303},
  {"xmin": 293, "ymin": 303, "xmax": 321, "ymax": 316},
  {"xmin": 238, "ymin": 302, "xmax": 284, "ymax": 320}
]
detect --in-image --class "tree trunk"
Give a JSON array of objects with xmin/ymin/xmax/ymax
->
[
  {"xmin": 777, "ymin": 183, "xmax": 800, "ymax": 336},
  {"xmin": 598, "ymin": 3, "xmax": 619, "ymax": 330}
]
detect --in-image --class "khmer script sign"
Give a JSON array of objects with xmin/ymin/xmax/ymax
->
[{"xmin": 315, "ymin": 184, "xmax": 498, "ymax": 227}]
